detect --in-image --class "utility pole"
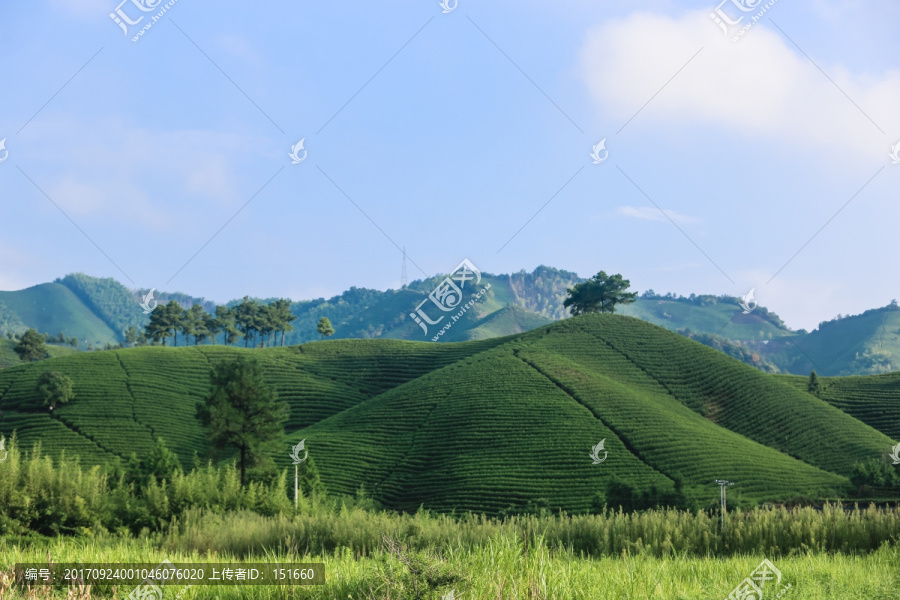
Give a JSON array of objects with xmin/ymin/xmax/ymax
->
[
  {"xmin": 715, "ymin": 480, "xmax": 734, "ymax": 533},
  {"xmin": 400, "ymin": 246, "xmax": 408, "ymax": 288}
]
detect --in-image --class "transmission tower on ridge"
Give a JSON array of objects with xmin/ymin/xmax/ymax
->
[{"xmin": 400, "ymin": 246, "xmax": 408, "ymax": 288}]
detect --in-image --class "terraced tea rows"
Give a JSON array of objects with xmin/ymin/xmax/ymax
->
[
  {"xmin": 1, "ymin": 314, "xmax": 897, "ymax": 513},
  {"xmin": 291, "ymin": 348, "xmax": 673, "ymax": 513},
  {"xmin": 517, "ymin": 348, "xmax": 846, "ymax": 502},
  {"xmin": 0, "ymin": 411, "xmax": 115, "ymax": 465},
  {"xmin": 0, "ymin": 339, "xmax": 507, "ymax": 470},
  {"xmin": 794, "ymin": 372, "xmax": 900, "ymax": 441},
  {"xmin": 560, "ymin": 316, "xmax": 893, "ymax": 476}
]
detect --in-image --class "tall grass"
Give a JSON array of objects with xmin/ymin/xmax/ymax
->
[
  {"xmin": 0, "ymin": 437, "xmax": 289, "ymax": 536},
  {"xmin": 1, "ymin": 535, "xmax": 898, "ymax": 599},
  {"xmin": 2, "ymin": 436, "xmax": 899, "ymax": 559},
  {"xmin": 160, "ymin": 503, "xmax": 900, "ymax": 559}
]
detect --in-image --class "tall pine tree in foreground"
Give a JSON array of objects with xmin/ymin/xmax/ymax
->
[{"xmin": 196, "ymin": 355, "xmax": 289, "ymax": 486}]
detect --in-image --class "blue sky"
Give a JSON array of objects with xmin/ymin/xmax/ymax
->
[{"xmin": 1, "ymin": 0, "xmax": 898, "ymax": 331}]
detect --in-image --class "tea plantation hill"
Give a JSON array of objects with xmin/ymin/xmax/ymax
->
[
  {"xmin": 1, "ymin": 314, "xmax": 896, "ymax": 515},
  {"xmin": 778, "ymin": 371, "xmax": 900, "ymax": 441}
]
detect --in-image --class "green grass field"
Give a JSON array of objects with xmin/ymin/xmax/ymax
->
[
  {"xmin": 2, "ymin": 542, "xmax": 897, "ymax": 599},
  {"xmin": 2, "ymin": 506, "xmax": 899, "ymax": 599}
]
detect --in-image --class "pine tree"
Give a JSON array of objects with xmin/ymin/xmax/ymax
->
[
  {"xmin": 807, "ymin": 370, "xmax": 821, "ymax": 396},
  {"xmin": 235, "ymin": 297, "xmax": 261, "ymax": 348},
  {"xmin": 299, "ymin": 454, "xmax": 326, "ymax": 498},
  {"xmin": 146, "ymin": 437, "xmax": 183, "ymax": 481},
  {"xmin": 563, "ymin": 271, "xmax": 637, "ymax": 315},
  {"xmin": 215, "ymin": 305, "xmax": 241, "ymax": 345},
  {"xmin": 317, "ymin": 317, "xmax": 335, "ymax": 340},
  {"xmin": 195, "ymin": 355, "xmax": 289, "ymax": 486},
  {"xmin": 14, "ymin": 329, "xmax": 47, "ymax": 362},
  {"xmin": 180, "ymin": 304, "xmax": 204, "ymax": 346},
  {"xmin": 165, "ymin": 301, "xmax": 186, "ymax": 346}
]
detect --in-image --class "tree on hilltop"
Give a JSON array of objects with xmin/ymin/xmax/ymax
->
[
  {"xmin": 201, "ymin": 311, "xmax": 221, "ymax": 345},
  {"xmin": 807, "ymin": 370, "xmax": 821, "ymax": 396},
  {"xmin": 14, "ymin": 329, "xmax": 47, "ymax": 362},
  {"xmin": 258, "ymin": 303, "xmax": 276, "ymax": 347},
  {"xmin": 563, "ymin": 271, "xmax": 637, "ymax": 315},
  {"xmin": 146, "ymin": 302, "xmax": 172, "ymax": 346},
  {"xmin": 125, "ymin": 326, "xmax": 140, "ymax": 348},
  {"xmin": 235, "ymin": 297, "xmax": 261, "ymax": 348},
  {"xmin": 144, "ymin": 300, "xmax": 188, "ymax": 346},
  {"xmin": 273, "ymin": 299, "xmax": 297, "ymax": 346},
  {"xmin": 317, "ymin": 317, "xmax": 335, "ymax": 340},
  {"xmin": 215, "ymin": 305, "xmax": 241, "ymax": 345},
  {"xmin": 163, "ymin": 301, "xmax": 187, "ymax": 346},
  {"xmin": 183, "ymin": 304, "xmax": 210, "ymax": 345}
]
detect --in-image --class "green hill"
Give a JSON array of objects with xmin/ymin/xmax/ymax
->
[
  {"xmin": 619, "ymin": 292, "xmax": 793, "ymax": 341},
  {"xmin": 622, "ymin": 297, "xmax": 900, "ymax": 377},
  {"xmin": 759, "ymin": 304, "xmax": 900, "ymax": 376},
  {"xmin": 56, "ymin": 273, "xmax": 158, "ymax": 340},
  {"xmin": 1, "ymin": 314, "xmax": 894, "ymax": 514},
  {"xmin": 465, "ymin": 304, "xmax": 552, "ymax": 340},
  {"xmin": 278, "ymin": 267, "xmax": 578, "ymax": 344},
  {"xmin": 26, "ymin": 268, "xmax": 579, "ymax": 346},
  {"xmin": 5, "ymin": 272, "xmax": 900, "ymax": 377},
  {"xmin": 0, "ymin": 283, "xmax": 119, "ymax": 347},
  {"xmin": 778, "ymin": 371, "xmax": 900, "ymax": 441}
]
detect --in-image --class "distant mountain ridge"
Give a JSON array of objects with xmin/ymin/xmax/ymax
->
[{"xmin": 0, "ymin": 270, "xmax": 897, "ymax": 376}]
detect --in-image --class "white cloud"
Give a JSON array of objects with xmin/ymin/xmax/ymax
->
[
  {"xmin": 618, "ymin": 205, "xmax": 700, "ymax": 225},
  {"xmin": 22, "ymin": 117, "xmax": 259, "ymax": 231},
  {"xmin": 579, "ymin": 10, "xmax": 900, "ymax": 165}
]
